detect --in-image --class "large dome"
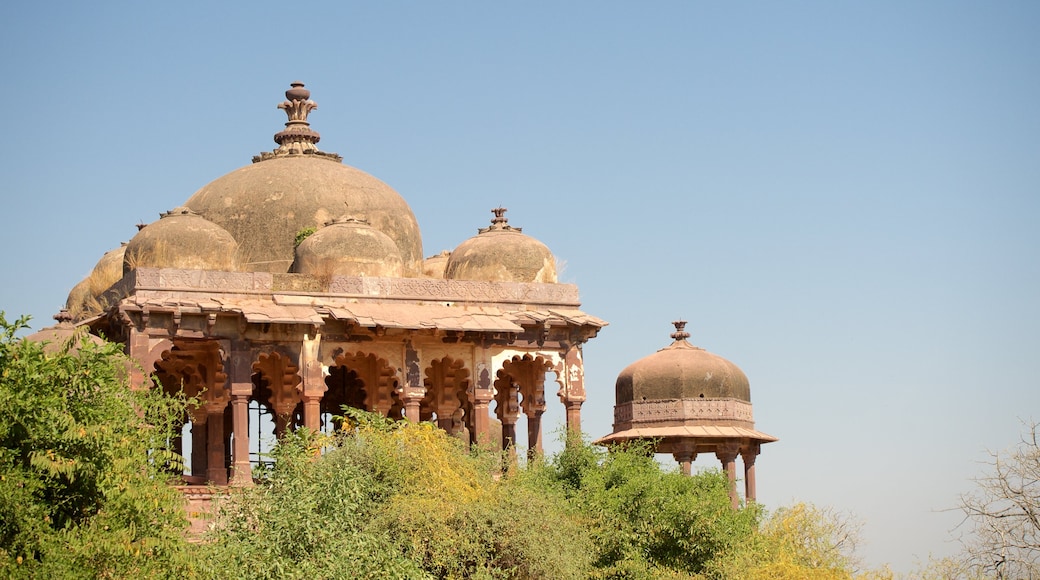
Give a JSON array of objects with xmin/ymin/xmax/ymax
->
[
  {"xmin": 184, "ymin": 82, "xmax": 422, "ymax": 276},
  {"xmin": 615, "ymin": 321, "xmax": 751, "ymax": 405},
  {"xmin": 445, "ymin": 208, "xmax": 556, "ymax": 283}
]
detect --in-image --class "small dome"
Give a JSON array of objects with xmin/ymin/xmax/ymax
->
[
  {"xmin": 445, "ymin": 208, "xmax": 557, "ymax": 283},
  {"xmin": 67, "ymin": 244, "xmax": 126, "ymax": 320},
  {"xmin": 183, "ymin": 82, "xmax": 423, "ymax": 275},
  {"xmin": 293, "ymin": 217, "xmax": 404, "ymax": 278},
  {"xmin": 616, "ymin": 321, "xmax": 751, "ymax": 405},
  {"xmin": 24, "ymin": 310, "xmax": 106, "ymax": 354},
  {"xmin": 124, "ymin": 208, "xmax": 240, "ymax": 274},
  {"xmin": 422, "ymin": 250, "xmax": 451, "ymax": 279}
]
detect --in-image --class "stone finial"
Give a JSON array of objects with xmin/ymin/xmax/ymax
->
[
  {"xmin": 479, "ymin": 207, "xmax": 522, "ymax": 234},
  {"xmin": 53, "ymin": 308, "xmax": 74, "ymax": 325},
  {"xmin": 253, "ymin": 82, "xmax": 342, "ymax": 163},
  {"xmin": 670, "ymin": 320, "xmax": 690, "ymax": 342}
]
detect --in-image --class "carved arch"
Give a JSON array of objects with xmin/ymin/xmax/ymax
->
[
  {"xmin": 421, "ymin": 357, "xmax": 471, "ymax": 433},
  {"xmin": 325, "ymin": 351, "xmax": 398, "ymax": 418},
  {"xmin": 252, "ymin": 351, "xmax": 302, "ymax": 437}
]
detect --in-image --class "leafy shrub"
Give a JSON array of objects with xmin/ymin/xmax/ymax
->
[{"xmin": 0, "ymin": 312, "xmax": 191, "ymax": 578}]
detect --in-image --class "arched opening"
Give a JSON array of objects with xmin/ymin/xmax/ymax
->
[
  {"xmin": 495, "ymin": 354, "xmax": 554, "ymax": 460},
  {"xmin": 323, "ymin": 352, "xmax": 398, "ymax": 429},
  {"xmin": 152, "ymin": 339, "xmax": 229, "ymax": 485},
  {"xmin": 245, "ymin": 351, "xmax": 302, "ymax": 469},
  {"xmin": 421, "ymin": 356, "xmax": 472, "ymax": 441}
]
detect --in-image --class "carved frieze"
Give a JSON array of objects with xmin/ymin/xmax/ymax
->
[{"xmin": 614, "ymin": 399, "xmax": 755, "ymax": 425}]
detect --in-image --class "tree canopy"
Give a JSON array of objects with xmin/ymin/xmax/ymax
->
[{"xmin": 0, "ymin": 312, "xmax": 190, "ymax": 578}]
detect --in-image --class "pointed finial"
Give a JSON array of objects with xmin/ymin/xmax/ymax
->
[
  {"xmin": 253, "ymin": 82, "xmax": 342, "ymax": 163},
  {"xmin": 670, "ymin": 320, "xmax": 690, "ymax": 342},
  {"xmin": 491, "ymin": 207, "xmax": 508, "ymax": 225},
  {"xmin": 479, "ymin": 207, "xmax": 522, "ymax": 234}
]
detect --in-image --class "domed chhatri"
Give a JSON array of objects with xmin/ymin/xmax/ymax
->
[
  {"xmin": 185, "ymin": 82, "xmax": 423, "ymax": 275},
  {"xmin": 58, "ymin": 81, "xmax": 609, "ymax": 492},
  {"xmin": 615, "ymin": 320, "xmax": 751, "ymax": 405},
  {"xmin": 123, "ymin": 207, "xmax": 240, "ymax": 274},
  {"xmin": 445, "ymin": 207, "xmax": 557, "ymax": 283},
  {"xmin": 293, "ymin": 216, "xmax": 404, "ymax": 278},
  {"xmin": 596, "ymin": 321, "xmax": 776, "ymax": 508}
]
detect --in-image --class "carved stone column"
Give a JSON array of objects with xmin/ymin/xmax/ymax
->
[
  {"xmin": 300, "ymin": 331, "xmax": 325, "ymax": 431},
  {"xmin": 565, "ymin": 400, "xmax": 583, "ymax": 436},
  {"xmin": 127, "ymin": 327, "xmax": 151, "ymax": 390},
  {"xmin": 471, "ymin": 398, "xmax": 491, "ymax": 446},
  {"xmin": 562, "ymin": 346, "xmax": 586, "ymax": 436},
  {"xmin": 228, "ymin": 343, "xmax": 253, "ymax": 486},
  {"xmin": 190, "ymin": 416, "xmax": 207, "ymax": 478},
  {"xmin": 206, "ymin": 405, "xmax": 228, "ymax": 485},
  {"xmin": 229, "ymin": 389, "xmax": 252, "ymax": 486},
  {"xmin": 402, "ymin": 340, "xmax": 425, "ymax": 422},
  {"xmin": 302, "ymin": 395, "xmax": 322, "ymax": 431},
  {"xmin": 472, "ymin": 357, "xmax": 494, "ymax": 447},
  {"xmin": 716, "ymin": 441, "xmax": 741, "ymax": 509},
  {"xmin": 673, "ymin": 444, "xmax": 697, "ymax": 477},
  {"xmin": 527, "ymin": 410, "xmax": 544, "ymax": 459},
  {"xmin": 742, "ymin": 442, "xmax": 761, "ymax": 503}
]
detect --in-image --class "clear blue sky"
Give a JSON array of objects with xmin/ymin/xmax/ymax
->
[{"xmin": 2, "ymin": 1, "xmax": 1037, "ymax": 572}]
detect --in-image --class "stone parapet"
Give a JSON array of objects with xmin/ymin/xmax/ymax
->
[{"xmin": 121, "ymin": 268, "xmax": 581, "ymax": 307}]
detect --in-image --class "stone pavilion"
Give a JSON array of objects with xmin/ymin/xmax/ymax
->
[{"xmin": 62, "ymin": 82, "xmax": 605, "ymax": 487}]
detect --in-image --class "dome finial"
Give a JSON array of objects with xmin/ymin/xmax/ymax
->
[
  {"xmin": 54, "ymin": 308, "xmax": 74, "ymax": 325},
  {"xmin": 492, "ymin": 207, "xmax": 508, "ymax": 225},
  {"xmin": 479, "ymin": 207, "xmax": 522, "ymax": 234},
  {"xmin": 253, "ymin": 82, "xmax": 342, "ymax": 163},
  {"xmin": 670, "ymin": 320, "xmax": 690, "ymax": 342}
]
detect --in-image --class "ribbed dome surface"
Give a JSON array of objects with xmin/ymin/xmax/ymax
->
[
  {"xmin": 615, "ymin": 324, "xmax": 750, "ymax": 405},
  {"xmin": 445, "ymin": 208, "xmax": 556, "ymax": 283},
  {"xmin": 293, "ymin": 217, "xmax": 404, "ymax": 278},
  {"xmin": 123, "ymin": 208, "xmax": 240, "ymax": 274}
]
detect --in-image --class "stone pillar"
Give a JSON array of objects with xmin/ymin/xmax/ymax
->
[
  {"xmin": 716, "ymin": 441, "xmax": 741, "ymax": 509},
  {"xmin": 302, "ymin": 395, "xmax": 321, "ymax": 431},
  {"xmin": 502, "ymin": 421, "xmax": 517, "ymax": 451},
  {"xmin": 127, "ymin": 328, "xmax": 151, "ymax": 390},
  {"xmin": 300, "ymin": 331, "xmax": 325, "ymax": 432},
  {"xmin": 473, "ymin": 356, "xmax": 494, "ymax": 447},
  {"xmin": 565, "ymin": 400, "xmax": 583, "ymax": 436},
  {"xmin": 229, "ymin": 345, "xmax": 254, "ymax": 486},
  {"xmin": 527, "ymin": 410, "xmax": 543, "ymax": 460},
  {"xmin": 471, "ymin": 398, "xmax": 491, "ymax": 447},
  {"xmin": 229, "ymin": 392, "xmax": 252, "ymax": 486},
  {"xmin": 673, "ymin": 446, "xmax": 697, "ymax": 477},
  {"xmin": 401, "ymin": 340, "xmax": 425, "ymax": 423},
  {"xmin": 190, "ymin": 417, "xmax": 207, "ymax": 478},
  {"xmin": 206, "ymin": 406, "xmax": 228, "ymax": 485},
  {"xmin": 402, "ymin": 392, "xmax": 423, "ymax": 422},
  {"xmin": 742, "ymin": 442, "xmax": 760, "ymax": 503},
  {"xmin": 562, "ymin": 346, "xmax": 586, "ymax": 436}
]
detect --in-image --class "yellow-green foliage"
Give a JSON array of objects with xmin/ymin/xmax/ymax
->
[
  {"xmin": 708, "ymin": 503, "xmax": 867, "ymax": 580},
  {"xmin": 0, "ymin": 312, "xmax": 191, "ymax": 579}
]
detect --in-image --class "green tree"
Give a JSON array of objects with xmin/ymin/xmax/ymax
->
[
  {"xmin": 0, "ymin": 312, "xmax": 190, "ymax": 578},
  {"xmin": 546, "ymin": 438, "xmax": 760, "ymax": 579}
]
